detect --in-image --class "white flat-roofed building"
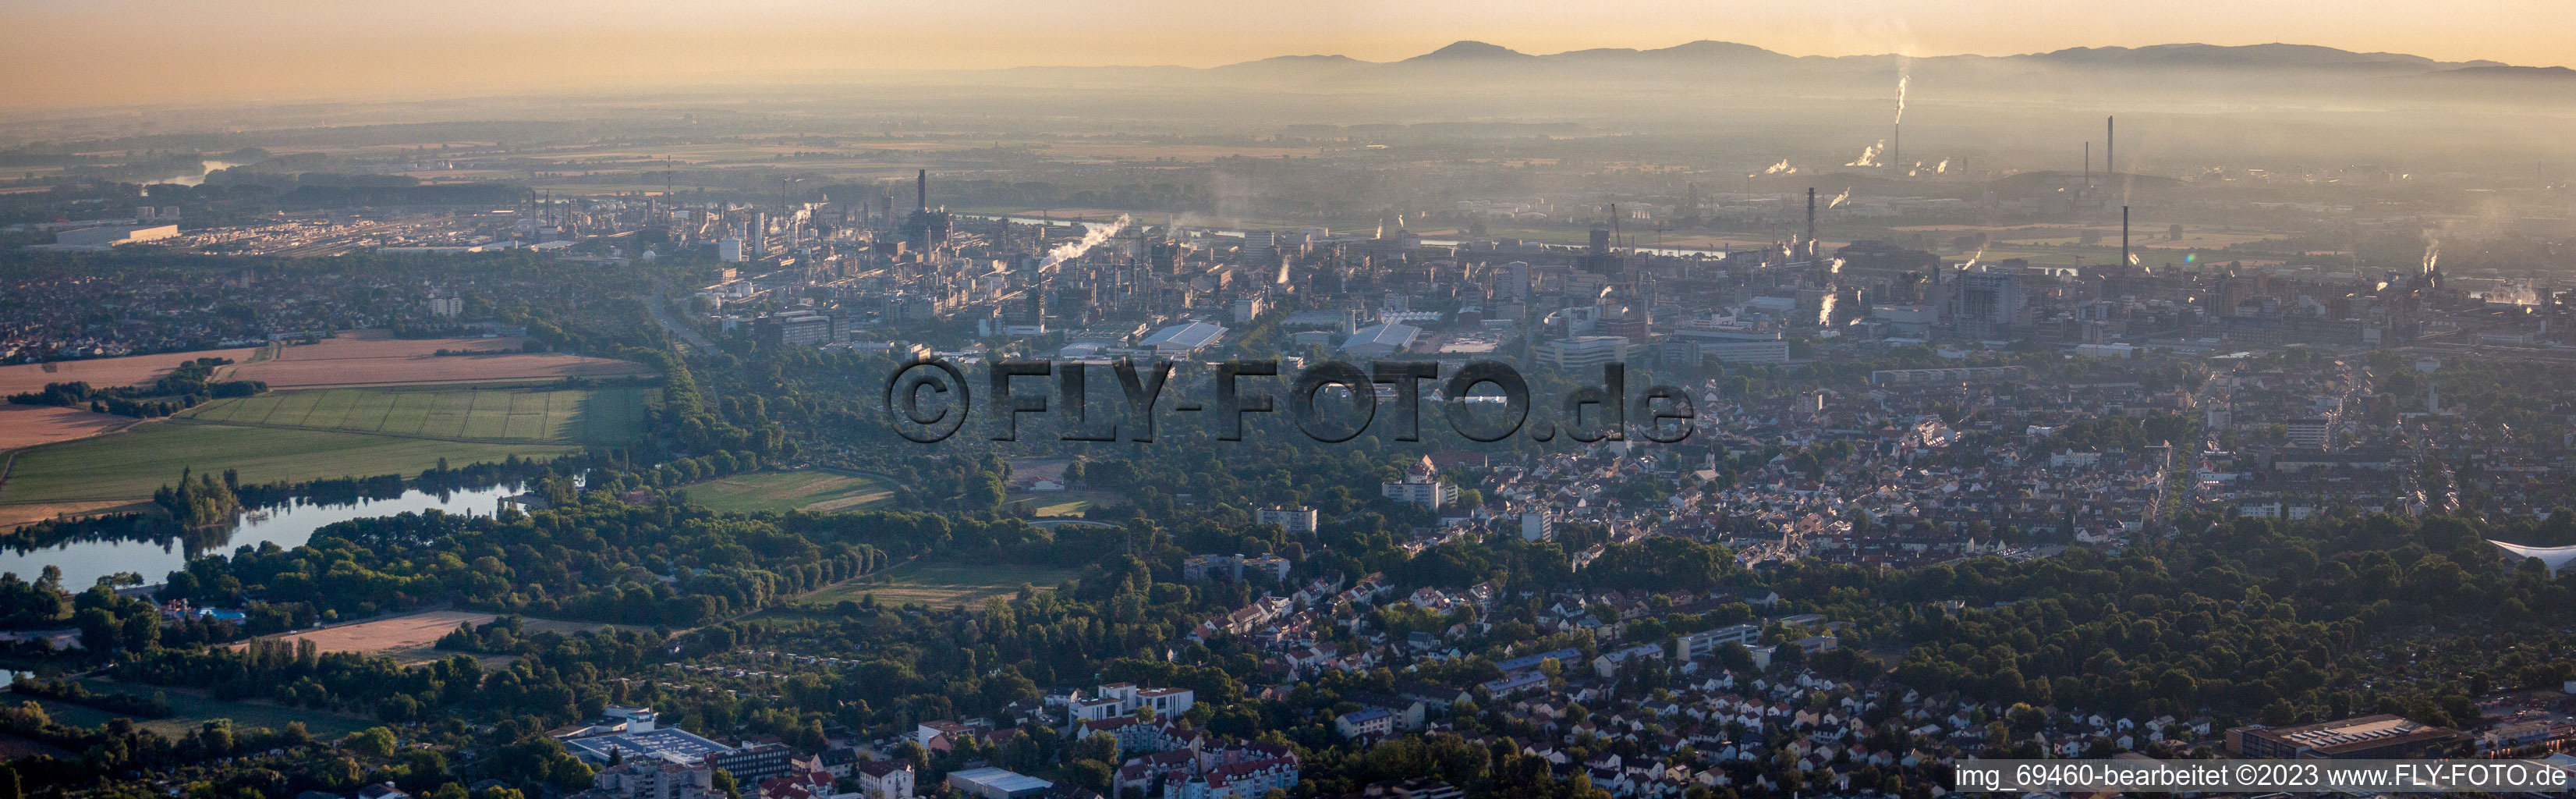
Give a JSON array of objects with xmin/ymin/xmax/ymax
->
[
  {"xmin": 562, "ymin": 726, "xmax": 734, "ymax": 767},
  {"xmin": 1338, "ymin": 321, "xmax": 1421, "ymax": 357},
  {"xmin": 1538, "ymin": 336, "xmax": 1631, "ymax": 372},
  {"xmin": 1679, "ymin": 623, "xmax": 1762, "ymax": 660},
  {"xmin": 54, "ymin": 223, "xmax": 177, "ymax": 247},
  {"xmin": 1139, "ymin": 321, "xmax": 1227, "ymax": 355},
  {"xmin": 947, "ymin": 767, "xmax": 1052, "ymax": 799},
  {"xmin": 1067, "ymin": 682, "xmax": 1196, "ymax": 725}
]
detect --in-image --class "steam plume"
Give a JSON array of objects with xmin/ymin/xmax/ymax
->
[
  {"xmin": 1894, "ymin": 73, "xmax": 1909, "ymax": 126},
  {"xmin": 1763, "ymin": 159, "xmax": 1795, "ymax": 175},
  {"xmin": 1040, "ymin": 214, "xmax": 1132, "ymax": 268},
  {"xmin": 1829, "ymin": 189, "xmax": 1851, "ymax": 208},
  {"xmin": 1846, "ymin": 140, "xmax": 1886, "ymax": 168}
]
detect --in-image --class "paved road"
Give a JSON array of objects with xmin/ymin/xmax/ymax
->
[{"xmin": 645, "ymin": 280, "xmax": 714, "ymax": 350}]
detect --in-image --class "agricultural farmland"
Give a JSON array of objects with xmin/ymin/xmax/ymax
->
[{"xmin": 175, "ymin": 385, "xmax": 649, "ymax": 445}]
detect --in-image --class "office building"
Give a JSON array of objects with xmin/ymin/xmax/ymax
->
[
  {"xmin": 1538, "ymin": 336, "xmax": 1630, "ymax": 372},
  {"xmin": 710, "ymin": 743, "xmax": 792, "ymax": 785},
  {"xmin": 1256, "ymin": 507, "xmax": 1319, "ymax": 533},
  {"xmin": 1950, "ymin": 272, "xmax": 2025, "ymax": 339},
  {"xmin": 1503, "ymin": 261, "xmax": 1533, "ymax": 301},
  {"xmin": 1679, "ymin": 623, "xmax": 1762, "ymax": 660},
  {"xmin": 1381, "ymin": 460, "xmax": 1456, "ymax": 508},
  {"xmin": 1519, "ymin": 512, "xmax": 1552, "ymax": 542},
  {"xmin": 755, "ymin": 312, "xmax": 833, "ymax": 347},
  {"xmin": 1700, "ymin": 339, "xmax": 1791, "ymax": 364}
]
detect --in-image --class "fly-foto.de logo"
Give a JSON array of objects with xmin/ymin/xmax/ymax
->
[{"xmin": 885, "ymin": 358, "xmax": 1695, "ymax": 446}]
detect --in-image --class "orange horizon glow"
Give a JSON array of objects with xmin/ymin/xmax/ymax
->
[{"xmin": 3, "ymin": 0, "xmax": 2571, "ymax": 109}]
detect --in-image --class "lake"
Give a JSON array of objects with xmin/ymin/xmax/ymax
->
[{"xmin": 0, "ymin": 481, "xmax": 526, "ymax": 589}]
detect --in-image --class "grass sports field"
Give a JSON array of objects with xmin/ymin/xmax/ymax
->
[
  {"xmin": 175, "ymin": 385, "xmax": 647, "ymax": 445},
  {"xmin": 683, "ymin": 470, "xmax": 894, "ymax": 514},
  {"xmin": 795, "ymin": 561, "xmax": 1081, "ymax": 612},
  {"xmin": 0, "ymin": 386, "xmax": 649, "ymax": 506},
  {"xmin": 1005, "ymin": 491, "xmax": 1112, "ymax": 517},
  {"xmin": 19, "ymin": 680, "xmax": 372, "ymax": 739}
]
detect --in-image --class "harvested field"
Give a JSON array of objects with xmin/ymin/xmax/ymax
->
[
  {"xmin": 246, "ymin": 609, "xmax": 497, "ymax": 660},
  {"xmin": 0, "ymin": 405, "xmax": 136, "ymax": 449},
  {"xmin": 224, "ymin": 331, "xmax": 654, "ymax": 388},
  {"xmin": 0, "ymin": 347, "xmax": 260, "ymax": 394},
  {"xmin": 243, "ymin": 610, "xmax": 621, "ymax": 663},
  {"xmin": 0, "ymin": 500, "xmax": 152, "ymax": 531}
]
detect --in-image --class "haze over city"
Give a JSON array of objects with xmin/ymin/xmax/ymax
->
[{"xmin": 8, "ymin": 4, "xmax": 2576, "ymax": 799}]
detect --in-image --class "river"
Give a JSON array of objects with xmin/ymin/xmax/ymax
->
[{"xmin": 0, "ymin": 481, "xmax": 526, "ymax": 590}]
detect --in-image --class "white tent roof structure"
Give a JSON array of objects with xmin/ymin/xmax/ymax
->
[{"xmin": 2489, "ymin": 540, "xmax": 2576, "ymax": 572}]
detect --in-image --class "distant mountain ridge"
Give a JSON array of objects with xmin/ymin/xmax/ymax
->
[
  {"xmin": 987, "ymin": 38, "xmax": 2571, "ymax": 108},
  {"xmin": 1214, "ymin": 39, "xmax": 2516, "ymax": 73}
]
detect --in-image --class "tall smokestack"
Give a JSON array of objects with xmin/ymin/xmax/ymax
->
[
  {"xmin": 2084, "ymin": 143, "xmax": 2091, "ymax": 189},
  {"xmin": 1891, "ymin": 123, "xmax": 1901, "ymax": 178},
  {"xmin": 1805, "ymin": 187, "xmax": 1817, "ymax": 256},
  {"xmin": 2122, "ymin": 205, "xmax": 2131, "ymax": 268},
  {"xmin": 2106, "ymin": 116, "xmax": 2116, "ymax": 190},
  {"xmin": 916, "ymin": 169, "xmax": 927, "ymax": 211}
]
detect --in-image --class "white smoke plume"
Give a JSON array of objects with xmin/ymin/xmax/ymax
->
[
  {"xmin": 2422, "ymin": 237, "xmax": 2441, "ymax": 274},
  {"xmin": 1894, "ymin": 72, "xmax": 1909, "ymax": 126},
  {"xmin": 1847, "ymin": 140, "xmax": 1886, "ymax": 168},
  {"xmin": 1829, "ymin": 189, "xmax": 1851, "ymax": 208},
  {"xmin": 1935, "ymin": 158, "xmax": 1951, "ymax": 174},
  {"xmin": 1817, "ymin": 286, "xmax": 1838, "ymax": 326},
  {"xmin": 1039, "ymin": 214, "xmax": 1132, "ymax": 268},
  {"xmin": 1763, "ymin": 159, "xmax": 1795, "ymax": 175},
  {"xmin": 1961, "ymin": 247, "xmax": 1986, "ymax": 272}
]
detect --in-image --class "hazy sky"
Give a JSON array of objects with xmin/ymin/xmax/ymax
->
[{"xmin": 5, "ymin": 0, "xmax": 2571, "ymax": 108}]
